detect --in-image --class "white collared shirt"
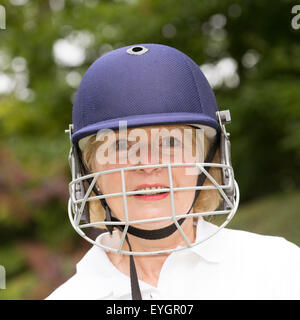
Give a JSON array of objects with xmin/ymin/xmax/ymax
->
[{"xmin": 46, "ymin": 218, "xmax": 300, "ymax": 300}]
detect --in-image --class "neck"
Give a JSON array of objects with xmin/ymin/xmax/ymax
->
[{"xmin": 107, "ymin": 218, "xmax": 196, "ymax": 287}]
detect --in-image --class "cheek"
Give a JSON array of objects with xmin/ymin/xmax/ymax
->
[
  {"xmin": 171, "ymin": 168, "xmax": 198, "ymax": 213},
  {"xmin": 95, "ymin": 162, "xmax": 129, "ymax": 195},
  {"xmin": 172, "ymin": 167, "xmax": 198, "ymax": 187},
  {"xmin": 97, "ymin": 171, "xmax": 121, "ymax": 194},
  {"xmin": 96, "ymin": 170, "xmax": 125, "ymax": 218}
]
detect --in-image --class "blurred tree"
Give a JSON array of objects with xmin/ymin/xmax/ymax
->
[{"xmin": 1, "ymin": 0, "xmax": 299, "ymax": 199}]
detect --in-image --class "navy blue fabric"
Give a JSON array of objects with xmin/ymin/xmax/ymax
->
[{"xmin": 72, "ymin": 43, "xmax": 219, "ymax": 145}]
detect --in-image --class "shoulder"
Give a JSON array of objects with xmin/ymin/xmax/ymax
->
[
  {"xmin": 221, "ymin": 227, "xmax": 300, "ymax": 276},
  {"xmin": 45, "ymin": 273, "xmax": 113, "ymax": 300},
  {"xmin": 218, "ymin": 228, "xmax": 300, "ymax": 298},
  {"xmin": 200, "ymin": 219, "xmax": 300, "ymax": 262},
  {"xmin": 223, "ymin": 227, "xmax": 300, "ymax": 256},
  {"xmin": 45, "ymin": 244, "xmax": 114, "ymax": 300},
  {"xmin": 45, "ymin": 274, "xmax": 87, "ymax": 300}
]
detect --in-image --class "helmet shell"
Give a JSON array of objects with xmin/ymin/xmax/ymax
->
[{"xmin": 72, "ymin": 43, "xmax": 219, "ymax": 146}]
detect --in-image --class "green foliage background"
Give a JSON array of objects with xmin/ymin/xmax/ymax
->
[{"xmin": 0, "ymin": 0, "xmax": 299, "ymax": 299}]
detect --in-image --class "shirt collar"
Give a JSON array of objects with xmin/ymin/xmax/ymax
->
[
  {"xmin": 189, "ymin": 217, "xmax": 227, "ymax": 263},
  {"xmin": 93, "ymin": 217, "xmax": 226, "ymax": 263},
  {"xmin": 73, "ymin": 245, "xmax": 114, "ymax": 299},
  {"xmin": 78, "ymin": 217, "xmax": 227, "ymax": 272},
  {"xmin": 75, "ymin": 217, "xmax": 227, "ymax": 298},
  {"xmin": 76, "ymin": 234, "xmax": 154, "ymax": 298}
]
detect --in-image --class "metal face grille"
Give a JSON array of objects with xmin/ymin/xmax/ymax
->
[{"xmin": 68, "ymin": 158, "xmax": 239, "ymax": 256}]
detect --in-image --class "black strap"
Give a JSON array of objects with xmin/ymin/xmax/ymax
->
[
  {"xmin": 125, "ymin": 235, "xmax": 142, "ymax": 300},
  {"xmin": 110, "ymin": 216, "xmax": 185, "ymax": 240}
]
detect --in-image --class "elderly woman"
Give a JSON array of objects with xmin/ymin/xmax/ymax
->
[{"xmin": 47, "ymin": 44, "xmax": 300, "ymax": 300}]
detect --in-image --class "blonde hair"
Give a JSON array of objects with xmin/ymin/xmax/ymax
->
[{"xmin": 82, "ymin": 125, "xmax": 222, "ymax": 229}]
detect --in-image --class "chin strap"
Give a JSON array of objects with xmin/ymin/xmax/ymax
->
[
  {"xmin": 77, "ymin": 132, "xmax": 220, "ymax": 300},
  {"xmin": 125, "ymin": 235, "xmax": 142, "ymax": 300}
]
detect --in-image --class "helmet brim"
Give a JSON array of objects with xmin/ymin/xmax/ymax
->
[{"xmin": 73, "ymin": 112, "xmax": 219, "ymax": 149}]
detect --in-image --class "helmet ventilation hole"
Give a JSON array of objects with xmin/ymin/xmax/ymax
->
[
  {"xmin": 126, "ymin": 45, "xmax": 148, "ymax": 55},
  {"xmin": 132, "ymin": 47, "xmax": 142, "ymax": 52}
]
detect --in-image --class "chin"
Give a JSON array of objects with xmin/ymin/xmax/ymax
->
[
  {"xmin": 133, "ymin": 219, "xmax": 175, "ymax": 231},
  {"xmin": 128, "ymin": 206, "xmax": 182, "ymax": 230}
]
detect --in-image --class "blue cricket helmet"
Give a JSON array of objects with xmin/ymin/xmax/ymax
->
[
  {"xmin": 66, "ymin": 44, "xmax": 239, "ymax": 289},
  {"xmin": 71, "ymin": 43, "xmax": 220, "ymax": 146}
]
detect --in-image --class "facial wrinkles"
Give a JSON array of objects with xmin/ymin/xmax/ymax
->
[
  {"xmin": 92, "ymin": 126, "xmax": 201, "ymax": 224},
  {"xmin": 93, "ymin": 125, "xmax": 203, "ymax": 168}
]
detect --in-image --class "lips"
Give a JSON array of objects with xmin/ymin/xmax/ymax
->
[{"xmin": 133, "ymin": 183, "xmax": 170, "ymax": 201}]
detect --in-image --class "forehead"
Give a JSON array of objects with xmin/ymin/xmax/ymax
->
[
  {"xmin": 93, "ymin": 125, "xmax": 200, "ymax": 144},
  {"xmin": 79, "ymin": 124, "xmax": 202, "ymax": 151},
  {"xmin": 109, "ymin": 124, "xmax": 193, "ymax": 137}
]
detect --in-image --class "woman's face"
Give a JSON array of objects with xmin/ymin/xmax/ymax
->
[{"xmin": 92, "ymin": 125, "xmax": 204, "ymax": 230}]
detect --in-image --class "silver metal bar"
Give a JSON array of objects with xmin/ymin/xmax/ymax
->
[
  {"xmin": 71, "ymin": 184, "xmax": 232, "ymax": 205},
  {"xmin": 78, "ymin": 209, "xmax": 231, "ymax": 229},
  {"xmin": 117, "ymin": 169, "xmax": 129, "ymax": 253},
  {"xmin": 167, "ymin": 165, "xmax": 191, "ymax": 247},
  {"xmin": 69, "ymin": 162, "xmax": 232, "ymax": 185}
]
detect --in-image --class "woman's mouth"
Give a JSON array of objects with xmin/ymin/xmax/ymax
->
[{"xmin": 133, "ymin": 184, "xmax": 170, "ymax": 201}]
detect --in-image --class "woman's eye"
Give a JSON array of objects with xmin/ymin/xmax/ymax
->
[
  {"xmin": 114, "ymin": 139, "xmax": 128, "ymax": 151},
  {"xmin": 161, "ymin": 137, "xmax": 181, "ymax": 147}
]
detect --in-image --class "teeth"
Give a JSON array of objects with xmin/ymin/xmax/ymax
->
[
  {"xmin": 138, "ymin": 186, "xmax": 166, "ymax": 191},
  {"xmin": 136, "ymin": 186, "xmax": 168, "ymax": 195}
]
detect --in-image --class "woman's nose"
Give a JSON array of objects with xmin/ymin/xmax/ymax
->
[
  {"xmin": 140, "ymin": 165, "xmax": 162, "ymax": 175},
  {"xmin": 136, "ymin": 143, "xmax": 163, "ymax": 174}
]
